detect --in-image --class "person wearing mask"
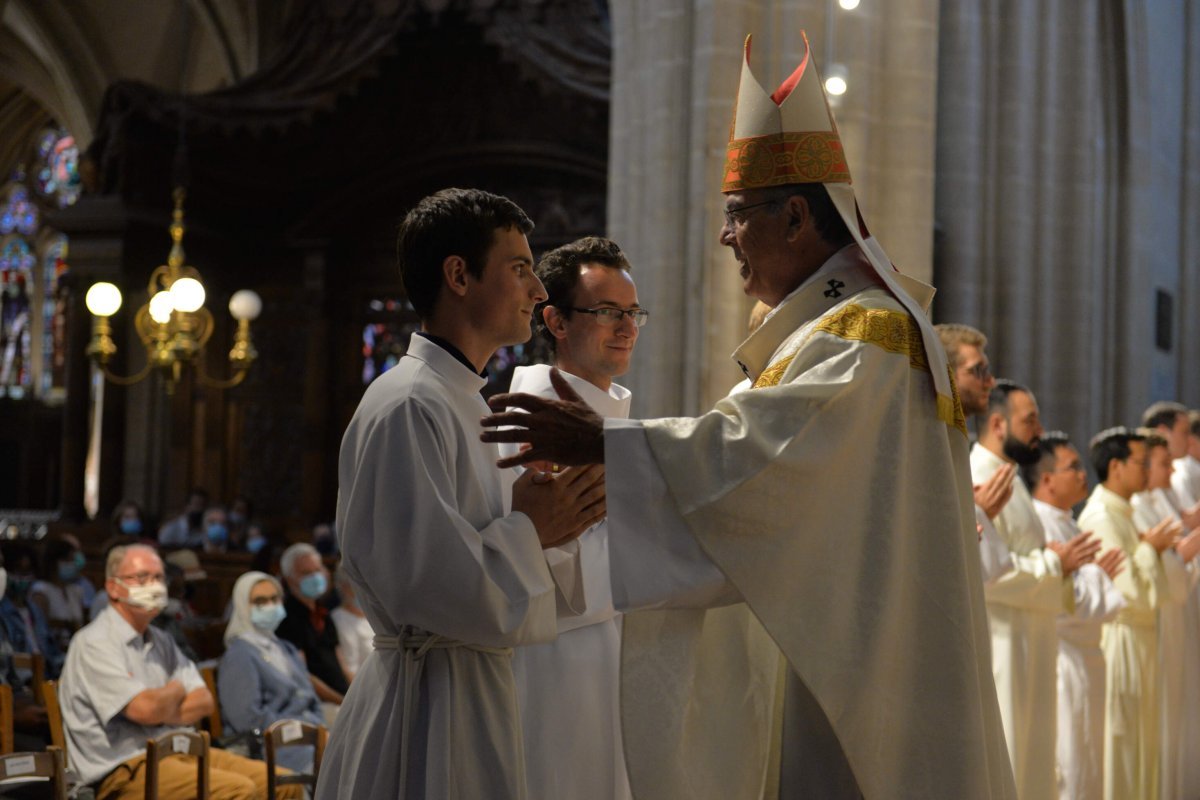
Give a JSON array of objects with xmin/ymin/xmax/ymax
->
[
  {"xmin": 219, "ymin": 571, "xmax": 324, "ymax": 771},
  {"xmin": 158, "ymin": 487, "xmax": 209, "ymax": 548},
  {"xmin": 244, "ymin": 524, "xmax": 269, "ymax": 558},
  {"xmin": 29, "ymin": 534, "xmax": 90, "ymax": 649},
  {"xmin": 58, "ymin": 544, "xmax": 302, "ymax": 798},
  {"xmin": 111, "ymin": 500, "xmax": 153, "ymax": 543},
  {"xmin": 0, "ymin": 541, "xmax": 63, "ymax": 678},
  {"xmin": 0, "ymin": 546, "xmax": 50, "ymax": 751},
  {"xmin": 274, "ymin": 543, "xmax": 348, "ymax": 713},
  {"xmin": 201, "ymin": 506, "xmax": 231, "ymax": 554},
  {"xmin": 227, "ymin": 496, "xmax": 254, "ymax": 551},
  {"xmin": 329, "ymin": 562, "xmax": 373, "ymax": 682}
]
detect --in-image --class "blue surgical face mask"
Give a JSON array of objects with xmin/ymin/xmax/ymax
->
[
  {"xmin": 228, "ymin": 512, "xmax": 246, "ymax": 527},
  {"xmin": 119, "ymin": 518, "xmax": 143, "ymax": 536},
  {"xmin": 246, "ymin": 536, "xmax": 267, "ymax": 554},
  {"xmin": 206, "ymin": 523, "xmax": 228, "ymax": 544},
  {"xmin": 57, "ymin": 560, "xmax": 80, "ymax": 582},
  {"xmin": 299, "ymin": 572, "xmax": 328, "ymax": 600},
  {"xmin": 250, "ymin": 602, "xmax": 287, "ymax": 632}
]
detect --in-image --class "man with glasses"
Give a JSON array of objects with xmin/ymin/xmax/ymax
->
[
  {"xmin": 483, "ymin": 33, "xmax": 1013, "ymax": 799},
  {"xmin": 1027, "ymin": 432, "xmax": 1127, "ymax": 800},
  {"xmin": 58, "ymin": 544, "xmax": 301, "ymax": 798},
  {"xmin": 1080, "ymin": 428, "xmax": 1181, "ymax": 800},
  {"xmin": 505, "ymin": 236, "xmax": 641, "ymax": 800}
]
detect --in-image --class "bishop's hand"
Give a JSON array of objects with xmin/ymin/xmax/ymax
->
[{"xmin": 481, "ymin": 368, "xmax": 606, "ymax": 468}]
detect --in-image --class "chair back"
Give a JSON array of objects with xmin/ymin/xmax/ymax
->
[
  {"xmin": 199, "ymin": 665, "xmax": 223, "ymax": 740},
  {"xmin": 144, "ymin": 729, "xmax": 210, "ymax": 800},
  {"xmin": 41, "ymin": 680, "xmax": 66, "ymax": 754},
  {"xmin": 0, "ymin": 744, "xmax": 68, "ymax": 799},
  {"xmin": 264, "ymin": 719, "xmax": 327, "ymax": 799},
  {"xmin": 0, "ymin": 684, "xmax": 12, "ymax": 755},
  {"xmin": 10, "ymin": 653, "xmax": 45, "ymax": 704}
]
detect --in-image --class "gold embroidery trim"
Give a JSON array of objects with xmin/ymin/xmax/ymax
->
[{"xmin": 752, "ymin": 304, "xmax": 967, "ymax": 435}]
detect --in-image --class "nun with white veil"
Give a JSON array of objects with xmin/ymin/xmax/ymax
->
[{"xmin": 218, "ymin": 570, "xmax": 324, "ymax": 772}]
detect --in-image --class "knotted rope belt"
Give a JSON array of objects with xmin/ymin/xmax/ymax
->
[{"xmin": 374, "ymin": 628, "xmax": 513, "ymax": 793}]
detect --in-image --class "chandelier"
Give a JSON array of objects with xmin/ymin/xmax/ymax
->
[{"xmin": 84, "ymin": 187, "xmax": 260, "ymax": 394}]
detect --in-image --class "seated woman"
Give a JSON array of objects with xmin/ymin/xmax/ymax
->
[{"xmin": 219, "ymin": 571, "xmax": 324, "ymax": 772}]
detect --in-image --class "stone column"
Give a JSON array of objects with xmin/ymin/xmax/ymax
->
[{"xmin": 608, "ymin": 0, "xmax": 941, "ymax": 417}]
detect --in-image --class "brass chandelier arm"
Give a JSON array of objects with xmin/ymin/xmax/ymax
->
[
  {"xmin": 95, "ymin": 360, "xmax": 156, "ymax": 386},
  {"xmin": 194, "ymin": 365, "xmax": 251, "ymax": 390}
]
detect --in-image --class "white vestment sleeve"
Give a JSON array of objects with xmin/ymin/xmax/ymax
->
[
  {"xmin": 1071, "ymin": 563, "xmax": 1127, "ymax": 621},
  {"xmin": 604, "ymin": 418, "xmax": 742, "ymax": 611},
  {"xmin": 977, "ymin": 506, "xmax": 1014, "ymax": 586}
]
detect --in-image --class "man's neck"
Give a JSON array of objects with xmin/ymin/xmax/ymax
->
[
  {"xmin": 1032, "ymin": 492, "xmax": 1070, "ymax": 511},
  {"xmin": 113, "ymin": 601, "xmax": 150, "ymax": 634},
  {"xmin": 1103, "ymin": 480, "xmax": 1133, "ymax": 501},
  {"xmin": 553, "ymin": 357, "xmax": 610, "ymax": 392},
  {"xmin": 422, "ymin": 315, "xmax": 498, "ymax": 375},
  {"xmin": 978, "ymin": 436, "xmax": 1010, "ymax": 463},
  {"xmin": 290, "ymin": 588, "xmax": 316, "ymax": 612}
]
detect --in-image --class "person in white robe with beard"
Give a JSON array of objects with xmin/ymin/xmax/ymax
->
[
  {"xmin": 483, "ymin": 33, "xmax": 1015, "ymax": 800},
  {"xmin": 505, "ymin": 236, "xmax": 642, "ymax": 800},
  {"xmin": 1168, "ymin": 411, "xmax": 1200, "ymax": 508},
  {"xmin": 1079, "ymin": 428, "xmax": 1181, "ymax": 800},
  {"xmin": 971, "ymin": 382, "xmax": 1099, "ymax": 800},
  {"xmin": 317, "ymin": 188, "xmax": 607, "ymax": 800},
  {"xmin": 1128, "ymin": 427, "xmax": 1200, "ymax": 800},
  {"xmin": 1026, "ymin": 432, "xmax": 1126, "ymax": 800}
]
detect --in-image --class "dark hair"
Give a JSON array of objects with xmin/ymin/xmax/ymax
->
[
  {"xmin": 987, "ymin": 379, "xmax": 1031, "ymax": 419},
  {"xmin": 764, "ymin": 183, "xmax": 854, "ymax": 248},
  {"xmin": 534, "ymin": 236, "xmax": 632, "ymax": 350},
  {"xmin": 1191, "ymin": 410, "xmax": 1200, "ymax": 438},
  {"xmin": 1089, "ymin": 426, "xmax": 1146, "ymax": 482},
  {"xmin": 40, "ymin": 536, "xmax": 78, "ymax": 581},
  {"xmin": 1141, "ymin": 401, "xmax": 1187, "ymax": 430},
  {"xmin": 1021, "ymin": 430, "xmax": 1072, "ymax": 491},
  {"xmin": 397, "ymin": 188, "xmax": 534, "ymax": 319}
]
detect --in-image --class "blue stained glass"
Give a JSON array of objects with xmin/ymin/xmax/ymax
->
[
  {"xmin": 33, "ymin": 131, "xmax": 81, "ymax": 208},
  {"xmin": 0, "ymin": 238, "xmax": 35, "ymax": 273},
  {"xmin": 0, "ymin": 187, "xmax": 39, "ymax": 236}
]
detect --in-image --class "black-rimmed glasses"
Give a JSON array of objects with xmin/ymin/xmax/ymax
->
[{"xmin": 723, "ymin": 199, "xmax": 780, "ymax": 226}]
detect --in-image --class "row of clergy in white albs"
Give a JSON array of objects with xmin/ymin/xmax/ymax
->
[{"xmin": 939, "ymin": 322, "xmax": 1200, "ymax": 800}]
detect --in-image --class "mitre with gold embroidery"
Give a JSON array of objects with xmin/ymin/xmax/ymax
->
[{"xmin": 723, "ymin": 32, "xmax": 956, "ymax": 413}]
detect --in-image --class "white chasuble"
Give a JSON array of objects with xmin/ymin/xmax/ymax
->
[
  {"xmin": 1079, "ymin": 485, "xmax": 1167, "ymax": 800},
  {"xmin": 506, "ymin": 364, "xmax": 633, "ymax": 800},
  {"xmin": 605, "ymin": 245, "xmax": 1015, "ymax": 800},
  {"xmin": 1034, "ymin": 499, "xmax": 1125, "ymax": 800},
  {"xmin": 317, "ymin": 336, "xmax": 564, "ymax": 800},
  {"xmin": 971, "ymin": 444, "xmax": 1067, "ymax": 800}
]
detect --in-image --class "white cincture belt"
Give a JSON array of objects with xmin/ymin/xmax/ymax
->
[{"xmin": 374, "ymin": 629, "xmax": 512, "ymax": 795}]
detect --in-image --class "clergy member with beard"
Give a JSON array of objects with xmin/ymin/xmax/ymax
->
[
  {"xmin": 505, "ymin": 236, "xmax": 642, "ymax": 800},
  {"xmin": 1079, "ymin": 428, "xmax": 1180, "ymax": 800},
  {"xmin": 1170, "ymin": 411, "xmax": 1200, "ymax": 508},
  {"xmin": 318, "ymin": 189, "xmax": 607, "ymax": 800},
  {"xmin": 1027, "ymin": 432, "xmax": 1126, "ymax": 800},
  {"xmin": 484, "ymin": 32, "xmax": 1015, "ymax": 800},
  {"xmin": 1128, "ymin": 429, "xmax": 1200, "ymax": 800},
  {"xmin": 970, "ymin": 380, "xmax": 1099, "ymax": 800}
]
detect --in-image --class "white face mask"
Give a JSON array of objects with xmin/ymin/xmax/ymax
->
[
  {"xmin": 117, "ymin": 579, "xmax": 169, "ymax": 613},
  {"xmin": 0, "ymin": 567, "xmax": 7, "ymax": 599}
]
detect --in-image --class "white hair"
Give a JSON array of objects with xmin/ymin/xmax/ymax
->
[{"xmin": 280, "ymin": 542, "xmax": 321, "ymax": 579}]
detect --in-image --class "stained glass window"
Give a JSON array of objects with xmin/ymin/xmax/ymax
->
[
  {"xmin": 362, "ymin": 298, "xmax": 419, "ymax": 385},
  {"xmin": 0, "ymin": 184, "xmax": 39, "ymax": 236},
  {"xmin": 34, "ymin": 129, "xmax": 81, "ymax": 209}
]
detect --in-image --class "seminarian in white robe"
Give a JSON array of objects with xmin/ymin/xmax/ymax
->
[
  {"xmin": 507, "ymin": 364, "xmax": 632, "ymax": 800},
  {"xmin": 971, "ymin": 444, "xmax": 1067, "ymax": 800},
  {"xmin": 601, "ymin": 244, "xmax": 1014, "ymax": 800},
  {"xmin": 1033, "ymin": 498, "xmax": 1125, "ymax": 800},
  {"xmin": 1131, "ymin": 488, "xmax": 1199, "ymax": 800},
  {"xmin": 1079, "ymin": 484, "xmax": 1168, "ymax": 800},
  {"xmin": 318, "ymin": 335, "xmax": 570, "ymax": 799},
  {"xmin": 1171, "ymin": 453, "xmax": 1200, "ymax": 508}
]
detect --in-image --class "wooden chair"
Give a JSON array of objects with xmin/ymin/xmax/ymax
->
[
  {"xmin": 41, "ymin": 680, "xmax": 65, "ymax": 754},
  {"xmin": 10, "ymin": 654, "xmax": 45, "ymax": 704},
  {"xmin": 0, "ymin": 684, "xmax": 12, "ymax": 755},
  {"xmin": 199, "ymin": 666, "xmax": 223, "ymax": 740},
  {"xmin": 0, "ymin": 744, "xmax": 68, "ymax": 799},
  {"xmin": 263, "ymin": 719, "xmax": 327, "ymax": 799},
  {"xmin": 144, "ymin": 729, "xmax": 210, "ymax": 800}
]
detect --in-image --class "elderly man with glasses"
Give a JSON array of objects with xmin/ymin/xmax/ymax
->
[
  {"xmin": 58, "ymin": 543, "xmax": 301, "ymax": 799},
  {"xmin": 482, "ymin": 33, "xmax": 1013, "ymax": 800},
  {"xmin": 502, "ymin": 235, "xmax": 643, "ymax": 800}
]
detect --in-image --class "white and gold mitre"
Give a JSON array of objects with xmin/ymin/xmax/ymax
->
[
  {"xmin": 722, "ymin": 32, "xmax": 850, "ymax": 192},
  {"xmin": 724, "ymin": 32, "xmax": 959, "ymax": 421}
]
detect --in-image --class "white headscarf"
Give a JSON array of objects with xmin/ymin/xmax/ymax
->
[{"xmin": 223, "ymin": 570, "xmax": 283, "ymax": 647}]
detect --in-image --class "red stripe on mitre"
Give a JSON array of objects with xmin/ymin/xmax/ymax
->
[{"xmin": 770, "ymin": 35, "xmax": 811, "ymax": 105}]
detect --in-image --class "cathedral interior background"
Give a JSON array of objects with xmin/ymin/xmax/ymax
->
[{"xmin": 1, "ymin": 0, "xmax": 1198, "ymax": 547}]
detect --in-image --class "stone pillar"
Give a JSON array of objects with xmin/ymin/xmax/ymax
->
[{"xmin": 608, "ymin": 0, "xmax": 941, "ymax": 417}]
